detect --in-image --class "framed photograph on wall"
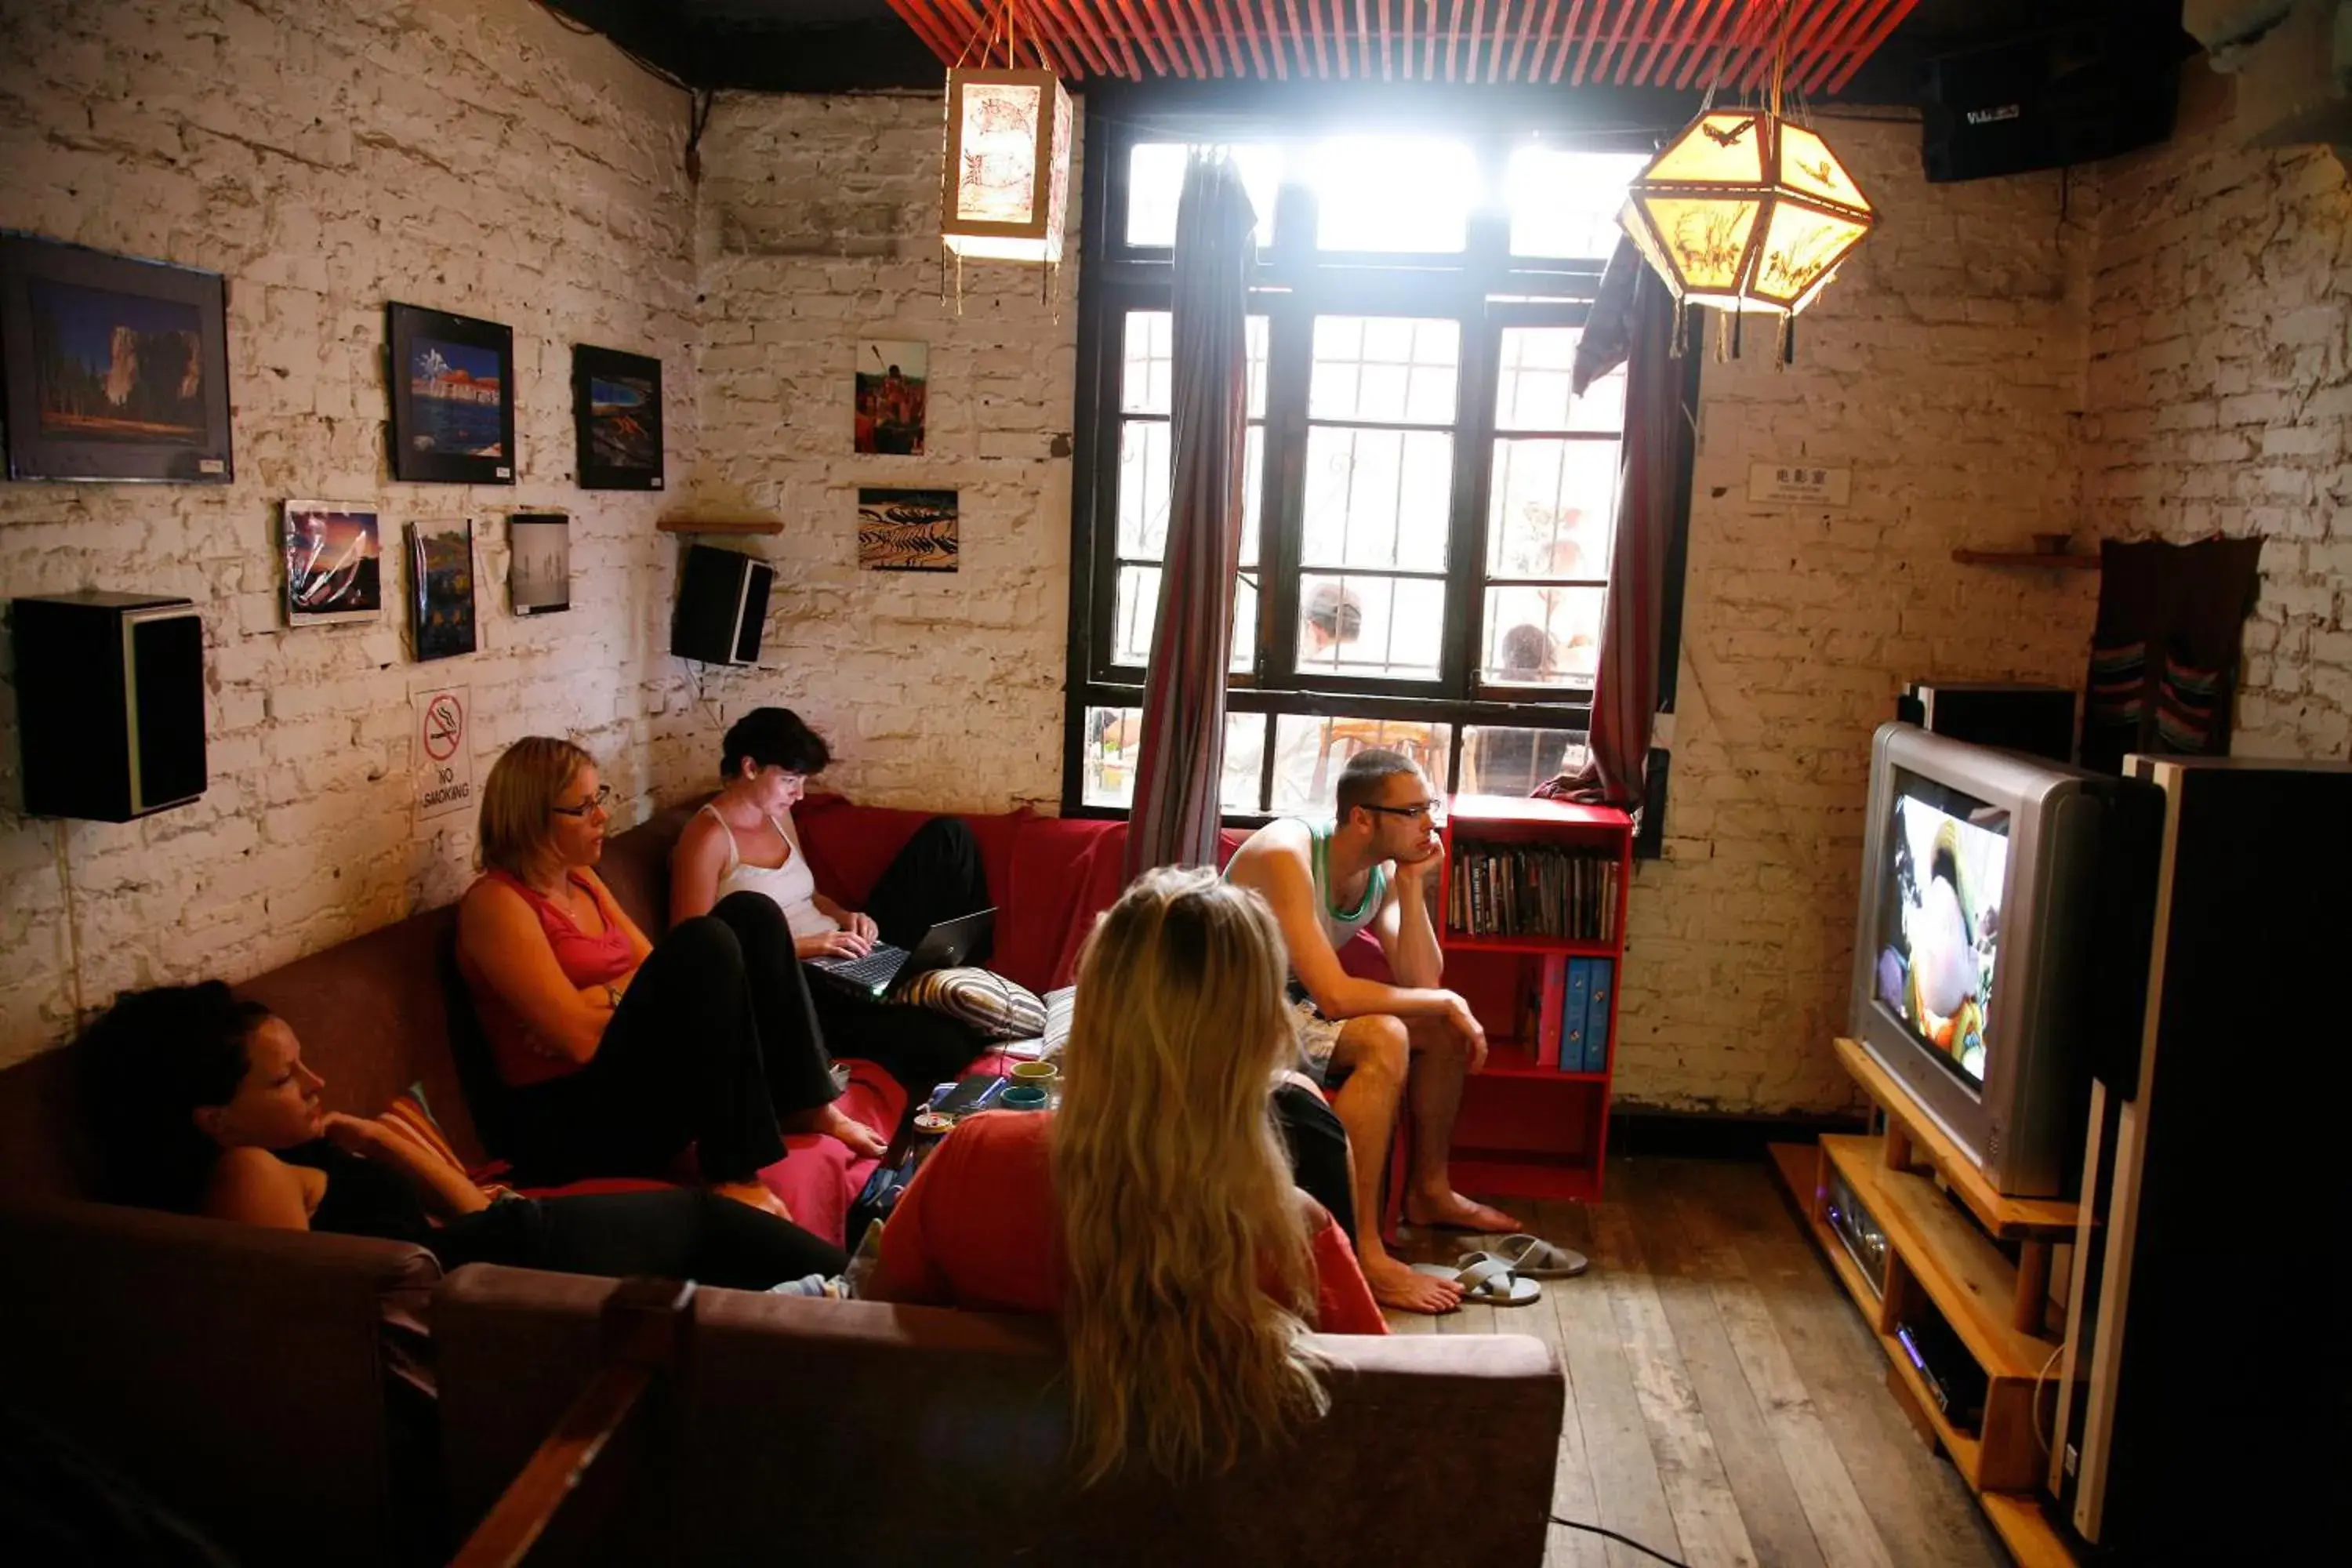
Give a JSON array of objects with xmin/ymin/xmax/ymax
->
[
  {"xmin": 509, "ymin": 512, "xmax": 570, "ymax": 615},
  {"xmin": 857, "ymin": 487, "xmax": 958, "ymax": 572},
  {"xmin": 572, "ymin": 343, "xmax": 662, "ymax": 490},
  {"xmin": 0, "ymin": 231, "xmax": 234, "ymax": 483},
  {"xmin": 854, "ymin": 339, "xmax": 927, "ymax": 455},
  {"xmin": 282, "ymin": 502, "xmax": 383, "ymax": 626},
  {"xmin": 407, "ymin": 519, "xmax": 477, "ymax": 660},
  {"xmin": 387, "ymin": 302, "xmax": 514, "ymax": 485}
]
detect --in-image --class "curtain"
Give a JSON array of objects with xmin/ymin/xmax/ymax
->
[
  {"xmin": 1535, "ymin": 234, "xmax": 1681, "ymax": 812},
  {"xmin": 1124, "ymin": 153, "xmax": 1258, "ymax": 877}
]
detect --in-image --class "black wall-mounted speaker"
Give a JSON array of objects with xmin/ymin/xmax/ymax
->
[
  {"xmin": 670, "ymin": 544, "xmax": 774, "ymax": 666},
  {"xmin": 12, "ymin": 592, "xmax": 208, "ymax": 822},
  {"xmin": 1921, "ymin": 17, "xmax": 2181, "ymax": 183}
]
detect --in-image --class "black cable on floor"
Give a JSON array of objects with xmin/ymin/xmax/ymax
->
[{"xmin": 1550, "ymin": 1515, "xmax": 1695, "ymax": 1568}]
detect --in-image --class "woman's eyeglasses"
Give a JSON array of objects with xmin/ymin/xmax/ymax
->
[{"xmin": 550, "ymin": 784, "xmax": 613, "ymax": 818}]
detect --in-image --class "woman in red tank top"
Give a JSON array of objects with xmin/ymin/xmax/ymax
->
[{"xmin": 456, "ymin": 738, "xmax": 884, "ymax": 1214}]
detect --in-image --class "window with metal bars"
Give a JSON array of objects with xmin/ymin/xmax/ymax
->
[{"xmin": 1064, "ymin": 107, "xmax": 1697, "ymax": 821}]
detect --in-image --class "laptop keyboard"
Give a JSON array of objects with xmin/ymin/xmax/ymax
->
[{"xmin": 816, "ymin": 944, "xmax": 908, "ymax": 992}]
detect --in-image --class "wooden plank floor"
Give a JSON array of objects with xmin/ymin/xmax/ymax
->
[{"xmin": 1383, "ymin": 1156, "xmax": 2013, "ymax": 1568}]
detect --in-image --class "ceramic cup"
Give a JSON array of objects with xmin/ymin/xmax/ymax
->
[
  {"xmin": 1000, "ymin": 1083, "xmax": 1050, "ymax": 1111},
  {"xmin": 1009, "ymin": 1061, "xmax": 1059, "ymax": 1086}
]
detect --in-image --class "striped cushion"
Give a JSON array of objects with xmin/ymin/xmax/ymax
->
[
  {"xmin": 383, "ymin": 1083, "xmax": 515, "ymax": 1202},
  {"xmin": 894, "ymin": 967, "xmax": 1046, "ymax": 1041}
]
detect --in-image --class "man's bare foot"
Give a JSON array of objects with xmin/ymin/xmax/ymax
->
[
  {"xmin": 783, "ymin": 1102, "xmax": 889, "ymax": 1161},
  {"xmin": 715, "ymin": 1181, "xmax": 793, "ymax": 1223},
  {"xmin": 1403, "ymin": 1189, "xmax": 1522, "ymax": 1234},
  {"xmin": 1363, "ymin": 1251, "xmax": 1463, "ymax": 1315}
]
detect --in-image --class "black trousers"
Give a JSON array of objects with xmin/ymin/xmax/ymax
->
[
  {"xmin": 795, "ymin": 816, "xmax": 992, "ymax": 1095},
  {"xmin": 431, "ymin": 1187, "xmax": 848, "ymax": 1288},
  {"xmin": 505, "ymin": 893, "xmax": 835, "ymax": 1187},
  {"xmin": 1272, "ymin": 1081, "xmax": 1358, "ymax": 1243}
]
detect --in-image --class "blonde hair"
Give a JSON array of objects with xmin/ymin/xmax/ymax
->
[
  {"xmin": 477, "ymin": 736, "xmax": 593, "ymax": 876},
  {"xmin": 1052, "ymin": 867, "xmax": 1329, "ymax": 1485}
]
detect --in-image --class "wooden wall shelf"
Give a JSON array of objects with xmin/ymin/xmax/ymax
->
[
  {"xmin": 1951, "ymin": 550, "xmax": 2100, "ymax": 570},
  {"xmin": 656, "ymin": 518, "xmax": 782, "ymax": 535}
]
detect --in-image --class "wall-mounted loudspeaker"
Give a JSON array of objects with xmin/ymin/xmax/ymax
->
[
  {"xmin": 670, "ymin": 544, "xmax": 774, "ymax": 666},
  {"xmin": 1921, "ymin": 16, "xmax": 2181, "ymax": 183},
  {"xmin": 11, "ymin": 592, "xmax": 208, "ymax": 822}
]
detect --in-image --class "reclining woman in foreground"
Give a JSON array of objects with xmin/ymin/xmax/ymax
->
[
  {"xmin": 456, "ymin": 735, "xmax": 887, "ymax": 1200},
  {"xmin": 867, "ymin": 868, "xmax": 1384, "ymax": 1483},
  {"xmin": 76, "ymin": 983, "xmax": 847, "ymax": 1289},
  {"xmin": 668, "ymin": 707, "xmax": 988, "ymax": 1094}
]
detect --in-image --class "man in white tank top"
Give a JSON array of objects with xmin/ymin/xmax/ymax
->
[{"xmin": 1225, "ymin": 750, "xmax": 1512, "ymax": 1316}]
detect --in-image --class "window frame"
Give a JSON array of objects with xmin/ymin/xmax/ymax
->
[{"xmin": 1062, "ymin": 98, "xmax": 1699, "ymax": 822}]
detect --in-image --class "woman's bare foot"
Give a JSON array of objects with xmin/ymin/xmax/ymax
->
[
  {"xmin": 715, "ymin": 1181, "xmax": 793, "ymax": 1223},
  {"xmin": 1403, "ymin": 1189, "xmax": 1521, "ymax": 1234},
  {"xmin": 783, "ymin": 1102, "xmax": 889, "ymax": 1161},
  {"xmin": 1362, "ymin": 1250, "xmax": 1462, "ymax": 1315}
]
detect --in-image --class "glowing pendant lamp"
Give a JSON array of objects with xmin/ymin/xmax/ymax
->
[
  {"xmin": 1618, "ymin": 12, "xmax": 1875, "ymax": 330},
  {"xmin": 940, "ymin": 6, "xmax": 1072, "ymax": 264}
]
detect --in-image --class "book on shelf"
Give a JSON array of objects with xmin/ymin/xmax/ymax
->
[
  {"xmin": 1560, "ymin": 958, "xmax": 1592, "ymax": 1073},
  {"xmin": 1445, "ymin": 841, "xmax": 1619, "ymax": 943},
  {"xmin": 1582, "ymin": 958, "xmax": 1613, "ymax": 1073}
]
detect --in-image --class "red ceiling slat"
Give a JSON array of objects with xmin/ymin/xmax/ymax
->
[
  {"xmin": 1333, "ymin": 0, "xmax": 1353, "ymax": 78},
  {"xmin": 1032, "ymin": 0, "xmax": 1107, "ymax": 73},
  {"xmin": 1626, "ymin": 0, "xmax": 1686, "ymax": 84},
  {"xmin": 1149, "ymin": 0, "xmax": 1204, "ymax": 74},
  {"xmin": 1740, "ymin": 0, "xmax": 1841, "ymax": 92},
  {"xmin": 1486, "ymin": 0, "xmax": 1511, "ymax": 83},
  {"xmin": 1209, "ymin": 0, "xmax": 1251, "ymax": 72},
  {"xmin": 1719, "ymin": 0, "xmax": 1787, "ymax": 93},
  {"xmin": 1226, "ymin": 0, "xmax": 1270, "ymax": 74},
  {"xmin": 1180, "ymin": 0, "xmax": 1225, "ymax": 74},
  {"xmin": 884, "ymin": 0, "xmax": 957, "ymax": 64},
  {"xmin": 1826, "ymin": 0, "xmax": 1912, "ymax": 93},
  {"xmin": 1655, "ymin": 0, "xmax": 1732, "ymax": 87},
  {"xmin": 1791, "ymin": 0, "xmax": 1875, "ymax": 93},
  {"xmin": 1281, "ymin": 0, "xmax": 1312, "ymax": 76},
  {"xmin": 1523, "ymin": 0, "xmax": 1563, "ymax": 79},
  {"xmin": 1592, "ymin": 0, "xmax": 1635, "ymax": 84},
  {"xmin": 1108, "ymin": 0, "xmax": 1173, "ymax": 72},
  {"xmin": 1678, "ymin": 0, "xmax": 1761, "ymax": 89},
  {"xmin": 1381, "ymin": 0, "xmax": 1394, "ymax": 78},
  {"xmin": 1308, "ymin": 0, "xmax": 1329, "ymax": 76},
  {"xmin": 1444, "ymin": 0, "xmax": 1462, "ymax": 80},
  {"xmin": 1468, "ymin": 0, "xmax": 1489, "ymax": 83},
  {"xmin": 1547, "ymin": 0, "xmax": 1588, "ymax": 82},
  {"xmin": 1603, "ymin": 0, "xmax": 1664, "ymax": 84},
  {"xmin": 1258, "ymin": 0, "xmax": 1289, "ymax": 76},
  {"xmin": 1794, "ymin": 0, "xmax": 1880, "ymax": 93},
  {"xmin": 1421, "ymin": 0, "xmax": 1437, "ymax": 78},
  {"xmin": 1569, "ymin": 0, "xmax": 1611, "ymax": 84}
]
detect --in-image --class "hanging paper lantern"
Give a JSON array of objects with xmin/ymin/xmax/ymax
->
[
  {"xmin": 1618, "ymin": 110, "xmax": 1875, "ymax": 318},
  {"xmin": 941, "ymin": 67, "xmax": 1073, "ymax": 263}
]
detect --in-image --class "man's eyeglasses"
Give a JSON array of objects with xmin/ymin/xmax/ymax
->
[
  {"xmin": 1363, "ymin": 801, "xmax": 1444, "ymax": 824},
  {"xmin": 550, "ymin": 784, "xmax": 613, "ymax": 818}
]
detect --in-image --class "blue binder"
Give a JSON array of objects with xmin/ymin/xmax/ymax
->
[
  {"xmin": 1560, "ymin": 957, "xmax": 1592, "ymax": 1073},
  {"xmin": 1582, "ymin": 958, "xmax": 1613, "ymax": 1073}
]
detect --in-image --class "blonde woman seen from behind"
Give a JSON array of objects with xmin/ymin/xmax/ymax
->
[{"xmin": 868, "ymin": 868, "xmax": 1383, "ymax": 1485}]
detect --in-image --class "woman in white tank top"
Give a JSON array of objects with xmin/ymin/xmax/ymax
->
[{"xmin": 668, "ymin": 708, "xmax": 995, "ymax": 1098}]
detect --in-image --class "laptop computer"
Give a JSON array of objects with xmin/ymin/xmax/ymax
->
[{"xmin": 806, "ymin": 906, "xmax": 996, "ymax": 999}]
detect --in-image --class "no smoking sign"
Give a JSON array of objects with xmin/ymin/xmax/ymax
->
[{"xmin": 413, "ymin": 685, "xmax": 474, "ymax": 822}]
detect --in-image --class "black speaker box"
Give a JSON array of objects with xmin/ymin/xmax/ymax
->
[
  {"xmin": 1896, "ymin": 681, "xmax": 2078, "ymax": 764},
  {"xmin": 1922, "ymin": 16, "xmax": 2180, "ymax": 183},
  {"xmin": 670, "ymin": 544, "xmax": 774, "ymax": 666},
  {"xmin": 12, "ymin": 592, "xmax": 208, "ymax": 821}
]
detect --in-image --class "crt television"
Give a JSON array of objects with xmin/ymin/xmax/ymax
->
[{"xmin": 1848, "ymin": 724, "xmax": 2161, "ymax": 1199}]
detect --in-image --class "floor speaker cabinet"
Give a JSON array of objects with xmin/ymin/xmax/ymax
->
[
  {"xmin": 2049, "ymin": 757, "xmax": 2351, "ymax": 1563},
  {"xmin": 11, "ymin": 592, "xmax": 208, "ymax": 822},
  {"xmin": 1921, "ymin": 13, "xmax": 2180, "ymax": 184},
  {"xmin": 670, "ymin": 544, "xmax": 774, "ymax": 666},
  {"xmin": 1896, "ymin": 681, "xmax": 2077, "ymax": 764}
]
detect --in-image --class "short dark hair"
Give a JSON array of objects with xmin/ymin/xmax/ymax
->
[
  {"xmin": 74, "ymin": 982, "xmax": 272, "ymax": 1212},
  {"xmin": 721, "ymin": 707, "xmax": 830, "ymax": 779},
  {"xmin": 1335, "ymin": 748, "xmax": 1422, "ymax": 823}
]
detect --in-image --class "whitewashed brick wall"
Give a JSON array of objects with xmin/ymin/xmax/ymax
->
[
  {"xmin": 0, "ymin": 0, "xmax": 702, "ymax": 1069},
  {"xmin": 2080, "ymin": 117, "xmax": 2352, "ymax": 759},
  {"xmin": 1621, "ymin": 118, "xmax": 2103, "ymax": 1111},
  {"xmin": 684, "ymin": 93, "xmax": 1076, "ymax": 814}
]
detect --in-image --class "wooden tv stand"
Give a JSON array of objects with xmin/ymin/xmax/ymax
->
[{"xmin": 1769, "ymin": 1038, "xmax": 2085, "ymax": 1568}]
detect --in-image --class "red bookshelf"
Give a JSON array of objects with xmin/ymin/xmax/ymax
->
[{"xmin": 1429, "ymin": 793, "xmax": 1632, "ymax": 1205}]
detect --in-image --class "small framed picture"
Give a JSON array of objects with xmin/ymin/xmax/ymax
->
[
  {"xmin": 572, "ymin": 344, "xmax": 663, "ymax": 490},
  {"xmin": 858, "ymin": 487, "xmax": 958, "ymax": 572},
  {"xmin": 387, "ymin": 302, "xmax": 514, "ymax": 485},
  {"xmin": 407, "ymin": 519, "xmax": 477, "ymax": 661},
  {"xmin": 0, "ymin": 231, "xmax": 234, "ymax": 483},
  {"xmin": 509, "ymin": 512, "xmax": 569, "ymax": 615},
  {"xmin": 855, "ymin": 339, "xmax": 927, "ymax": 455},
  {"xmin": 282, "ymin": 502, "xmax": 383, "ymax": 626}
]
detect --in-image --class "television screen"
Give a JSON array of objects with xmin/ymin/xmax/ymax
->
[{"xmin": 1871, "ymin": 771, "xmax": 2009, "ymax": 1086}]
